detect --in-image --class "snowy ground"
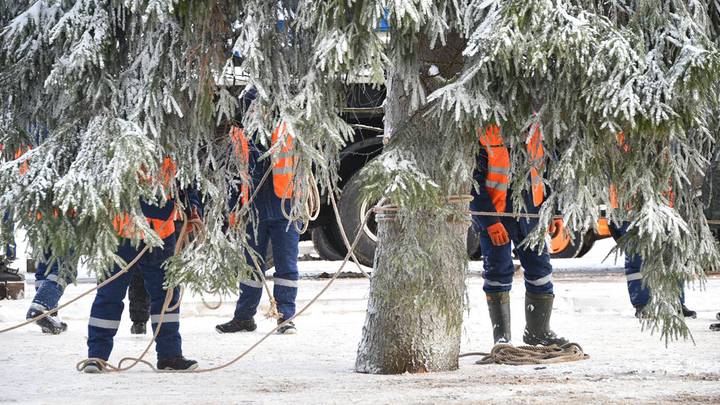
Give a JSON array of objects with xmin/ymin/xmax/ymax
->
[{"xmin": 1, "ymin": 239, "xmax": 720, "ymax": 404}]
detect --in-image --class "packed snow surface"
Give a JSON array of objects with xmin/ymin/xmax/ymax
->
[{"xmin": 1, "ymin": 239, "xmax": 719, "ymax": 404}]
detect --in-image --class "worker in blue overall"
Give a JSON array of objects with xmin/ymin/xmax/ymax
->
[
  {"xmin": 471, "ymin": 126, "xmax": 568, "ymax": 346},
  {"xmin": 608, "ymin": 222, "xmax": 696, "ymax": 319},
  {"xmin": 26, "ymin": 254, "xmax": 74, "ymax": 334},
  {"xmin": 608, "ymin": 132, "xmax": 695, "ymax": 319},
  {"xmin": 12, "ymin": 139, "xmax": 75, "ymax": 334},
  {"xmin": 81, "ymin": 158, "xmax": 201, "ymax": 373},
  {"xmin": 216, "ymin": 90, "xmax": 300, "ymax": 335}
]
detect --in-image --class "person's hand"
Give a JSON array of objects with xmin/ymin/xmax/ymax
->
[
  {"xmin": 187, "ymin": 206, "xmax": 203, "ymax": 236},
  {"xmin": 190, "ymin": 206, "xmax": 202, "ymax": 221},
  {"xmin": 487, "ymin": 222, "xmax": 510, "ymax": 246}
]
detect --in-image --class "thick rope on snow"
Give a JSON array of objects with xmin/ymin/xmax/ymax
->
[{"xmin": 461, "ymin": 343, "xmax": 588, "ymax": 365}]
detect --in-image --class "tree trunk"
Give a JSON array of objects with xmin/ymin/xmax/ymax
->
[{"xmin": 355, "ymin": 33, "xmax": 472, "ymax": 374}]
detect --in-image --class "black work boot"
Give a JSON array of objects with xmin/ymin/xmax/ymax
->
[
  {"xmin": 26, "ymin": 303, "xmax": 67, "ymax": 334},
  {"xmin": 157, "ymin": 356, "xmax": 198, "ymax": 371},
  {"xmin": 486, "ymin": 292, "xmax": 511, "ymax": 344},
  {"xmin": 215, "ymin": 318, "xmax": 257, "ymax": 333},
  {"xmin": 523, "ymin": 292, "xmax": 568, "ymax": 346},
  {"xmin": 681, "ymin": 305, "xmax": 697, "ymax": 319},
  {"xmin": 276, "ymin": 319, "xmax": 297, "ymax": 335},
  {"xmin": 80, "ymin": 359, "xmax": 104, "ymax": 374},
  {"xmin": 634, "ymin": 305, "xmax": 648, "ymax": 319},
  {"xmin": 130, "ymin": 321, "xmax": 147, "ymax": 335}
]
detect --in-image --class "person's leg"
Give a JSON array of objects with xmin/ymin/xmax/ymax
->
[
  {"xmin": 624, "ymin": 253, "xmax": 650, "ymax": 310},
  {"xmin": 479, "ymin": 219, "xmax": 516, "ymax": 295},
  {"xmin": 87, "ymin": 242, "xmax": 135, "ymax": 360},
  {"xmin": 515, "ymin": 216, "xmax": 567, "ymax": 346},
  {"xmin": 610, "ymin": 221, "xmax": 650, "ymax": 311},
  {"xmin": 128, "ymin": 271, "xmax": 150, "ymax": 333},
  {"xmin": 478, "ymin": 219, "xmax": 515, "ymax": 344},
  {"xmin": 26, "ymin": 252, "xmax": 75, "ymax": 334},
  {"xmin": 139, "ymin": 237, "xmax": 182, "ymax": 360},
  {"xmin": 216, "ymin": 219, "xmax": 271, "ymax": 333},
  {"xmin": 268, "ymin": 219, "xmax": 299, "ymax": 333},
  {"xmin": 232, "ymin": 220, "xmax": 271, "ymax": 320},
  {"xmin": 678, "ymin": 283, "xmax": 696, "ymax": 318}
]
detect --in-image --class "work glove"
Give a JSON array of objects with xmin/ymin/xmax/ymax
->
[{"xmin": 487, "ymin": 222, "xmax": 510, "ymax": 246}]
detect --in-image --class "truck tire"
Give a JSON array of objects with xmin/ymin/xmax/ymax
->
[
  {"xmin": 467, "ymin": 228, "xmax": 483, "ymax": 260},
  {"xmin": 336, "ymin": 172, "xmax": 377, "ymax": 267},
  {"xmin": 311, "ymin": 227, "xmax": 346, "ymax": 261},
  {"xmin": 337, "ymin": 171, "xmax": 486, "ymax": 265}
]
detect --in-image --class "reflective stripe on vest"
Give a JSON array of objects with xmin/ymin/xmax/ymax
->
[
  {"xmin": 478, "ymin": 125, "xmax": 510, "ymax": 213},
  {"xmin": 229, "ymin": 126, "xmax": 251, "ymax": 205},
  {"xmin": 271, "ymin": 122, "xmax": 295, "ymax": 199},
  {"xmin": 478, "ymin": 125, "xmax": 546, "ymax": 211},
  {"xmin": 527, "ymin": 126, "xmax": 545, "ymax": 207}
]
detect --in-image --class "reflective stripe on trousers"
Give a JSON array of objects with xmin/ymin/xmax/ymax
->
[
  {"xmin": 234, "ymin": 218, "xmax": 300, "ymax": 321},
  {"xmin": 475, "ymin": 213, "xmax": 554, "ymax": 295},
  {"xmin": 87, "ymin": 237, "xmax": 182, "ymax": 361}
]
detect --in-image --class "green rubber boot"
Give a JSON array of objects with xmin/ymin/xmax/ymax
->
[
  {"xmin": 486, "ymin": 292, "xmax": 511, "ymax": 344},
  {"xmin": 523, "ymin": 292, "xmax": 568, "ymax": 346}
]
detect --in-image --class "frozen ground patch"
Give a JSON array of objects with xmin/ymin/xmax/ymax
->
[{"xmin": 1, "ymin": 265, "xmax": 719, "ymax": 404}]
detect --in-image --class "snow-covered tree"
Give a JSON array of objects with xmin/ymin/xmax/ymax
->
[{"xmin": 2, "ymin": 0, "xmax": 719, "ymax": 374}]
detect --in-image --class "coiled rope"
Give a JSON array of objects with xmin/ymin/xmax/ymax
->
[{"xmin": 460, "ymin": 343, "xmax": 588, "ymax": 365}]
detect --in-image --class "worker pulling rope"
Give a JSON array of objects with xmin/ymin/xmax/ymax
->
[
  {"xmin": 74, "ymin": 207, "xmax": 203, "ymax": 373},
  {"xmin": 78, "ymin": 194, "xmax": 388, "ymax": 374},
  {"xmin": 8, "ymin": 182, "xmax": 598, "ymax": 371},
  {"xmin": 460, "ymin": 343, "xmax": 588, "ymax": 365}
]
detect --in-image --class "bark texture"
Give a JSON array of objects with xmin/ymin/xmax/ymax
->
[{"xmin": 355, "ymin": 33, "xmax": 473, "ymax": 374}]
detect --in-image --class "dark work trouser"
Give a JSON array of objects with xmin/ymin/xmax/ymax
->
[
  {"xmin": 476, "ymin": 216, "xmax": 554, "ymax": 295},
  {"xmin": 233, "ymin": 218, "xmax": 299, "ymax": 322},
  {"xmin": 87, "ymin": 237, "xmax": 182, "ymax": 360},
  {"xmin": 609, "ymin": 221, "xmax": 685, "ymax": 308},
  {"xmin": 128, "ymin": 272, "xmax": 150, "ymax": 323},
  {"xmin": 32, "ymin": 253, "xmax": 74, "ymax": 310}
]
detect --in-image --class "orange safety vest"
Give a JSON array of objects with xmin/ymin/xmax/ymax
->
[
  {"xmin": 15, "ymin": 145, "xmax": 31, "ymax": 176},
  {"xmin": 271, "ymin": 122, "xmax": 295, "ymax": 199},
  {"xmin": 609, "ymin": 132, "xmax": 673, "ymax": 210},
  {"xmin": 13, "ymin": 145, "xmax": 77, "ymax": 220},
  {"xmin": 113, "ymin": 157, "xmax": 177, "ymax": 240},
  {"xmin": 477, "ymin": 125, "xmax": 545, "ymax": 213},
  {"xmin": 229, "ymin": 123, "xmax": 296, "ymax": 202}
]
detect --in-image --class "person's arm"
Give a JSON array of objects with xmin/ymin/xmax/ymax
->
[
  {"xmin": 140, "ymin": 199, "xmax": 176, "ymax": 221},
  {"xmin": 183, "ymin": 186, "xmax": 204, "ymax": 219}
]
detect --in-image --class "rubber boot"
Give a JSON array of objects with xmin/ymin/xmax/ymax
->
[
  {"xmin": 523, "ymin": 292, "xmax": 568, "ymax": 346},
  {"xmin": 486, "ymin": 292, "xmax": 511, "ymax": 344}
]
